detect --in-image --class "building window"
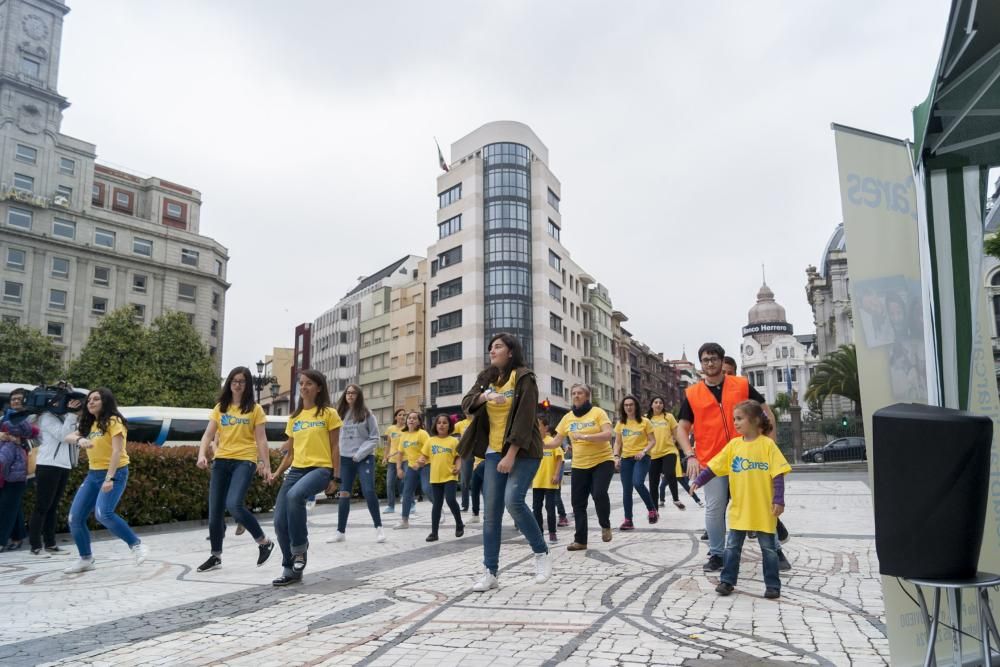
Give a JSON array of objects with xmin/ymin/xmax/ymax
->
[
  {"xmin": 436, "ymin": 376, "xmax": 463, "ymax": 396},
  {"xmin": 46, "ymin": 322, "xmax": 64, "ymax": 342},
  {"xmin": 341, "ymin": 308, "xmax": 349, "ymax": 320},
  {"xmin": 437, "ymin": 309, "xmax": 462, "ymax": 332},
  {"xmin": 58, "ymin": 157, "xmax": 76, "ymax": 176},
  {"xmin": 132, "ymin": 303, "xmax": 145, "ymax": 323},
  {"xmin": 94, "ymin": 228, "xmax": 116, "ymax": 249},
  {"xmin": 438, "ymin": 214, "xmax": 462, "ymax": 239},
  {"xmin": 5, "ymin": 248, "xmax": 25, "ymax": 270},
  {"xmin": 185, "ymin": 313, "xmax": 195, "ymax": 325},
  {"xmin": 776, "ymin": 368, "xmax": 783, "ymax": 383},
  {"xmin": 210, "ymin": 319, "xmax": 218, "ymax": 336},
  {"xmin": 551, "ymin": 377, "xmax": 564, "ymax": 397},
  {"xmin": 178, "ymin": 283, "xmax": 197, "ymax": 302},
  {"xmin": 547, "ymin": 188, "xmax": 560, "ymax": 212},
  {"xmin": 548, "ymin": 250, "xmax": 561, "ymax": 272},
  {"xmin": 132, "ymin": 274, "xmax": 147, "ymax": 293},
  {"xmin": 550, "ymin": 344, "xmax": 563, "ymax": 364},
  {"xmin": 92, "ymin": 183, "xmax": 106, "ymax": 206},
  {"xmin": 215, "ymin": 259, "xmax": 223, "ymax": 276},
  {"xmin": 49, "ymin": 289, "xmax": 67, "ymax": 311},
  {"xmin": 432, "ymin": 342, "xmax": 462, "ymax": 366},
  {"xmin": 790, "ymin": 368, "xmax": 797, "ymax": 382},
  {"xmin": 548, "ymin": 219, "xmax": 560, "ymax": 241},
  {"xmin": 550, "ymin": 313, "xmax": 562, "ymax": 333},
  {"xmin": 438, "ymin": 245, "xmax": 462, "ymax": 269},
  {"xmin": 113, "ymin": 189, "xmax": 134, "ymax": 213},
  {"xmin": 56, "ymin": 185, "xmax": 73, "ymax": 201},
  {"xmin": 48, "ymin": 220, "xmax": 75, "ymax": 243},
  {"xmin": 133, "ymin": 238, "xmax": 153, "ymax": 257},
  {"xmin": 181, "ymin": 248, "xmax": 199, "ymax": 267},
  {"xmin": 14, "ymin": 144, "xmax": 37, "ymax": 164},
  {"xmin": 212, "ymin": 291, "xmax": 220, "ymax": 309},
  {"xmin": 339, "ymin": 331, "xmax": 348, "ymax": 343},
  {"xmin": 2, "ymin": 281, "xmax": 22, "ymax": 304},
  {"xmin": 549, "ymin": 281, "xmax": 561, "ymax": 302},
  {"xmin": 92, "ymin": 297, "xmax": 108, "ymax": 315},
  {"xmin": 94, "ymin": 266, "xmax": 111, "ymax": 286},
  {"xmin": 430, "ymin": 259, "xmax": 439, "ymax": 277},
  {"xmin": 438, "ymin": 184, "xmax": 462, "ymax": 209},
  {"xmin": 13, "ymin": 173, "xmax": 33, "ymax": 192},
  {"xmin": 438, "ymin": 277, "xmax": 462, "ymax": 301},
  {"xmin": 165, "ymin": 201, "xmax": 184, "ymax": 219},
  {"xmin": 20, "ymin": 56, "xmax": 40, "ymax": 78},
  {"xmin": 1, "ymin": 315, "xmax": 18, "ymax": 324},
  {"xmin": 51, "ymin": 257, "xmax": 70, "ymax": 279},
  {"xmin": 7, "ymin": 208, "xmax": 32, "ymax": 230},
  {"xmin": 339, "ymin": 355, "xmax": 348, "ymax": 367}
]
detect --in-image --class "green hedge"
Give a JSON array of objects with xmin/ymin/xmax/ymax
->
[{"xmin": 21, "ymin": 444, "xmax": 396, "ymax": 534}]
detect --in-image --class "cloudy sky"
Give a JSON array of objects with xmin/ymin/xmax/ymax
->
[{"xmin": 57, "ymin": 1, "xmax": 950, "ymax": 372}]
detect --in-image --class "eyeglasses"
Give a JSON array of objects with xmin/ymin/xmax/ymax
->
[
  {"xmin": 700, "ymin": 356, "xmax": 721, "ymax": 365},
  {"xmin": 230, "ymin": 379, "xmax": 247, "ymax": 385},
  {"xmin": 345, "ymin": 391, "xmax": 358, "ymax": 395}
]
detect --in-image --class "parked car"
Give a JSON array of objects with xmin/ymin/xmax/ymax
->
[{"xmin": 802, "ymin": 436, "xmax": 867, "ymax": 463}]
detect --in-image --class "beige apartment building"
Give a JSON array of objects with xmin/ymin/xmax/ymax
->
[
  {"xmin": 0, "ymin": 0, "xmax": 229, "ymax": 370},
  {"xmin": 388, "ymin": 272, "xmax": 427, "ymax": 417}
]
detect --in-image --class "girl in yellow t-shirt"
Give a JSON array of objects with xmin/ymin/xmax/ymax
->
[
  {"xmin": 418, "ymin": 414, "xmax": 465, "ymax": 542},
  {"xmin": 613, "ymin": 395, "xmax": 657, "ymax": 530},
  {"xmin": 63, "ymin": 388, "xmax": 146, "ymax": 574},
  {"xmin": 382, "ymin": 409, "xmax": 406, "ymax": 514},
  {"xmin": 547, "ymin": 383, "xmax": 614, "ymax": 551},
  {"xmin": 394, "ymin": 411, "xmax": 430, "ymax": 529},
  {"xmin": 647, "ymin": 396, "xmax": 687, "ymax": 513},
  {"xmin": 532, "ymin": 416, "xmax": 564, "ymax": 542},
  {"xmin": 691, "ymin": 400, "xmax": 790, "ymax": 599},
  {"xmin": 270, "ymin": 369, "xmax": 342, "ymax": 587}
]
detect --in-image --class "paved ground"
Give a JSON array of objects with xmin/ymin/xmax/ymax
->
[{"xmin": 0, "ymin": 471, "xmax": 885, "ymax": 666}]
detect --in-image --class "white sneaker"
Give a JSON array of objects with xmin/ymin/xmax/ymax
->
[
  {"xmin": 469, "ymin": 515, "xmax": 481, "ymax": 524},
  {"xmin": 393, "ymin": 520, "xmax": 410, "ymax": 530},
  {"xmin": 327, "ymin": 531, "xmax": 346, "ymax": 543},
  {"xmin": 64, "ymin": 558, "xmax": 95, "ymax": 574},
  {"xmin": 534, "ymin": 551, "xmax": 552, "ymax": 584},
  {"xmin": 131, "ymin": 543, "xmax": 149, "ymax": 566},
  {"xmin": 376, "ymin": 527, "xmax": 386, "ymax": 543},
  {"xmin": 472, "ymin": 567, "xmax": 499, "ymax": 592}
]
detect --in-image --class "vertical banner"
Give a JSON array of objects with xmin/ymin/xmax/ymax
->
[{"xmin": 832, "ymin": 124, "xmax": 928, "ymax": 665}]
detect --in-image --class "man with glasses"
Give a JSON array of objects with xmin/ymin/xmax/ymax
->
[{"xmin": 676, "ymin": 343, "xmax": 774, "ymax": 572}]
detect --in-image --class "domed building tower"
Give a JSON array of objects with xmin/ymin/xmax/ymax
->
[{"xmin": 746, "ymin": 281, "xmax": 791, "ymax": 348}]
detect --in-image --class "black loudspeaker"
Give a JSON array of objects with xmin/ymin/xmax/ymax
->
[{"xmin": 873, "ymin": 403, "xmax": 993, "ymax": 579}]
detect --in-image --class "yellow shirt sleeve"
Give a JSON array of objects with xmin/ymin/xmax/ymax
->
[
  {"xmin": 109, "ymin": 417, "xmax": 126, "ymax": 440},
  {"xmin": 643, "ymin": 418, "xmax": 653, "ymax": 436},
  {"xmin": 595, "ymin": 409, "xmax": 611, "ymax": 428},
  {"xmin": 555, "ymin": 413, "xmax": 570, "ymax": 436},
  {"xmin": 707, "ymin": 440, "xmax": 736, "ymax": 477},
  {"xmin": 614, "ymin": 422, "xmax": 623, "ymax": 439},
  {"xmin": 421, "ymin": 439, "xmax": 432, "ymax": 458},
  {"xmin": 327, "ymin": 409, "xmax": 343, "ymax": 431},
  {"xmin": 253, "ymin": 404, "xmax": 266, "ymax": 427},
  {"xmin": 209, "ymin": 405, "xmax": 222, "ymax": 424},
  {"xmin": 554, "ymin": 447, "xmax": 564, "ymax": 464},
  {"xmin": 284, "ymin": 418, "xmax": 293, "ymax": 438}
]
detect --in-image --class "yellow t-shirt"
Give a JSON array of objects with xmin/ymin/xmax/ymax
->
[
  {"xmin": 87, "ymin": 416, "xmax": 128, "ymax": 470},
  {"xmin": 533, "ymin": 444, "xmax": 563, "ymax": 489},
  {"xmin": 211, "ymin": 403, "xmax": 266, "ymax": 462},
  {"xmin": 384, "ymin": 425, "xmax": 403, "ymax": 463},
  {"xmin": 614, "ymin": 417, "xmax": 653, "ymax": 458},
  {"xmin": 453, "ymin": 417, "xmax": 471, "ymax": 439},
  {"xmin": 707, "ymin": 435, "xmax": 792, "ymax": 533},
  {"xmin": 486, "ymin": 371, "xmax": 516, "ymax": 452},
  {"xmin": 556, "ymin": 407, "xmax": 612, "ymax": 469},
  {"xmin": 648, "ymin": 413, "xmax": 679, "ymax": 458},
  {"xmin": 285, "ymin": 407, "xmax": 343, "ymax": 468},
  {"xmin": 422, "ymin": 435, "xmax": 459, "ymax": 484},
  {"xmin": 400, "ymin": 429, "xmax": 429, "ymax": 466}
]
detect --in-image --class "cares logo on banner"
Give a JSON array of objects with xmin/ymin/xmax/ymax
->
[
  {"xmin": 731, "ymin": 456, "xmax": 769, "ymax": 473},
  {"xmin": 845, "ymin": 173, "xmax": 917, "ymax": 220}
]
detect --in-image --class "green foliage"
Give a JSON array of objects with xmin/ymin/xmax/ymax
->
[
  {"xmin": 0, "ymin": 319, "xmax": 63, "ymax": 384},
  {"xmin": 771, "ymin": 392, "xmax": 791, "ymax": 421},
  {"xmin": 67, "ymin": 307, "xmax": 219, "ymax": 407},
  {"xmin": 985, "ymin": 233, "xmax": 1000, "ymax": 261},
  {"xmin": 805, "ymin": 344, "xmax": 861, "ymax": 415}
]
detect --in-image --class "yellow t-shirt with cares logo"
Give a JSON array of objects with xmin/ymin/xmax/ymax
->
[
  {"xmin": 486, "ymin": 371, "xmax": 516, "ymax": 453},
  {"xmin": 648, "ymin": 413, "xmax": 679, "ymax": 458},
  {"xmin": 556, "ymin": 407, "xmax": 612, "ymax": 470},
  {"xmin": 707, "ymin": 435, "xmax": 792, "ymax": 533},
  {"xmin": 400, "ymin": 429, "xmax": 429, "ymax": 466},
  {"xmin": 532, "ymin": 444, "xmax": 563, "ymax": 489},
  {"xmin": 421, "ymin": 436, "xmax": 459, "ymax": 484},
  {"xmin": 384, "ymin": 425, "xmax": 403, "ymax": 462},
  {"xmin": 285, "ymin": 407, "xmax": 342, "ymax": 468},
  {"xmin": 614, "ymin": 418, "xmax": 653, "ymax": 457},
  {"xmin": 87, "ymin": 416, "xmax": 128, "ymax": 470},
  {"xmin": 211, "ymin": 403, "xmax": 266, "ymax": 462}
]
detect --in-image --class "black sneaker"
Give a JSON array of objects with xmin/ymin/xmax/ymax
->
[
  {"xmin": 197, "ymin": 555, "xmax": 222, "ymax": 572},
  {"xmin": 257, "ymin": 541, "xmax": 274, "ymax": 567},
  {"xmin": 426, "ymin": 533, "xmax": 439, "ymax": 542},
  {"xmin": 455, "ymin": 525, "xmax": 465, "ymax": 538},
  {"xmin": 778, "ymin": 551, "xmax": 792, "ymax": 572},
  {"xmin": 764, "ymin": 588, "xmax": 781, "ymax": 599},
  {"xmin": 292, "ymin": 552, "xmax": 307, "ymax": 573},
  {"xmin": 700, "ymin": 531, "xmax": 708, "ymax": 541},
  {"xmin": 715, "ymin": 582, "xmax": 734, "ymax": 595},
  {"xmin": 272, "ymin": 575, "xmax": 301, "ymax": 587},
  {"xmin": 45, "ymin": 546, "xmax": 66, "ymax": 554},
  {"xmin": 703, "ymin": 554, "xmax": 723, "ymax": 572}
]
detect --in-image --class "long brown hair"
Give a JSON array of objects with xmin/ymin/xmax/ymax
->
[
  {"xmin": 336, "ymin": 384, "xmax": 369, "ymax": 423},
  {"xmin": 291, "ymin": 369, "xmax": 332, "ymax": 419},
  {"xmin": 482, "ymin": 332, "xmax": 526, "ymax": 386}
]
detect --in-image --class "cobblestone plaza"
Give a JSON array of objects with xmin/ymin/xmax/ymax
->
[{"xmin": 0, "ymin": 471, "xmax": 886, "ymax": 666}]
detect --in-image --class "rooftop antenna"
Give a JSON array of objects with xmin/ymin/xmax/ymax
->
[{"xmin": 761, "ymin": 264, "xmax": 767, "ymax": 285}]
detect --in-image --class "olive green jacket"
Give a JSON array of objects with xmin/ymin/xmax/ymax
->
[{"xmin": 456, "ymin": 366, "xmax": 543, "ymax": 460}]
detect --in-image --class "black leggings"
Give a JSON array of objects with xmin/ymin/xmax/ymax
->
[
  {"xmin": 29, "ymin": 465, "xmax": 70, "ymax": 550},
  {"xmin": 532, "ymin": 488, "xmax": 558, "ymax": 534},
  {"xmin": 430, "ymin": 481, "xmax": 463, "ymax": 535},
  {"xmin": 649, "ymin": 454, "xmax": 679, "ymax": 506},
  {"xmin": 570, "ymin": 461, "xmax": 614, "ymax": 545}
]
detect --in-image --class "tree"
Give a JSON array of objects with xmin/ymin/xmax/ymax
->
[
  {"xmin": 0, "ymin": 319, "xmax": 63, "ymax": 384},
  {"xmin": 985, "ymin": 233, "xmax": 1000, "ymax": 261},
  {"xmin": 67, "ymin": 307, "xmax": 219, "ymax": 407},
  {"xmin": 805, "ymin": 344, "xmax": 861, "ymax": 415},
  {"xmin": 771, "ymin": 392, "xmax": 791, "ymax": 421}
]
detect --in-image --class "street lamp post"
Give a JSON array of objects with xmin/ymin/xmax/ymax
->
[{"xmin": 253, "ymin": 359, "xmax": 278, "ymax": 404}]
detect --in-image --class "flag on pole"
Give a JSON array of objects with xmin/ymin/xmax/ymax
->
[{"xmin": 435, "ymin": 138, "xmax": 449, "ymax": 172}]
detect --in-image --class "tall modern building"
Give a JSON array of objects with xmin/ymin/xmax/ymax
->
[
  {"xmin": 424, "ymin": 121, "xmax": 597, "ymax": 417},
  {"xmin": 0, "ymin": 0, "xmax": 229, "ymax": 369}
]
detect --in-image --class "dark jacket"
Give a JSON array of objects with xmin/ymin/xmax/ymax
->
[{"xmin": 456, "ymin": 366, "xmax": 543, "ymax": 460}]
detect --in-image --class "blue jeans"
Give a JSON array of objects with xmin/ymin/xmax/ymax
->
[
  {"xmin": 401, "ymin": 461, "xmax": 431, "ymax": 519},
  {"xmin": 274, "ymin": 467, "xmax": 331, "ymax": 568},
  {"xmin": 338, "ymin": 455, "xmax": 381, "ymax": 531},
  {"xmin": 619, "ymin": 455, "xmax": 654, "ymax": 520},
  {"xmin": 482, "ymin": 452, "xmax": 547, "ymax": 575},
  {"xmin": 721, "ymin": 529, "xmax": 780, "ymax": 591},
  {"xmin": 460, "ymin": 457, "xmax": 474, "ymax": 509},
  {"xmin": 703, "ymin": 475, "xmax": 729, "ymax": 558},
  {"xmin": 471, "ymin": 460, "xmax": 485, "ymax": 515},
  {"xmin": 209, "ymin": 458, "xmax": 264, "ymax": 555},
  {"xmin": 69, "ymin": 468, "xmax": 139, "ymax": 558},
  {"xmin": 385, "ymin": 458, "xmax": 402, "ymax": 509}
]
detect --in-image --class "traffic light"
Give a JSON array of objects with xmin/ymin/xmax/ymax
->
[
  {"xmin": 841, "ymin": 415, "xmax": 849, "ymax": 428},
  {"xmin": 540, "ymin": 398, "xmax": 550, "ymax": 411}
]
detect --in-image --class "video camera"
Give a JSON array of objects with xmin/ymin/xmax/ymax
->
[{"xmin": 22, "ymin": 383, "xmax": 87, "ymax": 416}]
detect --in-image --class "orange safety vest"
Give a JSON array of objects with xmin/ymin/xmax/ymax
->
[{"xmin": 685, "ymin": 375, "xmax": 750, "ymax": 466}]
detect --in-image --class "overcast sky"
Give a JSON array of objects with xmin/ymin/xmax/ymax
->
[{"xmin": 57, "ymin": 1, "xmax": 950, "ymax": 372}]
